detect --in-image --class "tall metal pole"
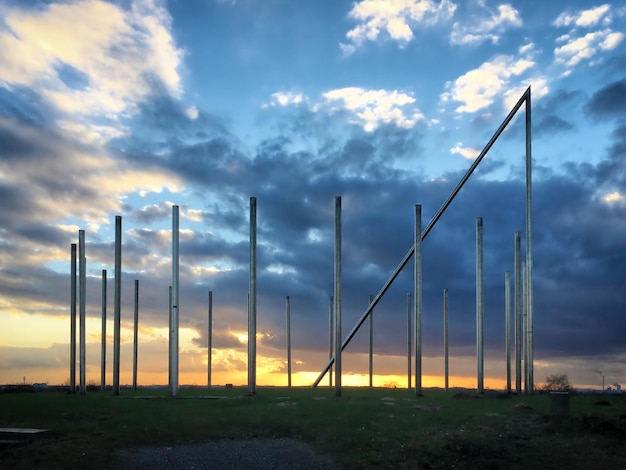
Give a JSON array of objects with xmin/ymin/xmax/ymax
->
[
  {"xmin": 414, "ymin": 204, "xmax": 422, "ymax": 397},
  {"xmin": 368, "ymin": 294, "xmax": 373, "ymax": 388},
  {"xmin": 171, "ymin": 206, "xmax": 179, "ymax": 397},
  {"xmin": 208, "ymin": 290, "xmax": 212, "ymax": 388},
  {"xmin": 168, "ymin": 285, "xmax": 172, "ymax": 388},
  {"xmin": 334, "ymin": 196, "xmax": 342, "ymax": 397},
  {"xmin": 70, "ymin": 243, "xmax": 77, "ymax": 394},
  {"xmin": 514, "ymin": 232, "xmax": 521, "ymax": 394},
  {"xmin": 328, "ymin": 296, "xmax": 333, "ymax": 387},
  {"xmin": 286, "ymin": 296, "xmax": 292, "ymax": 387},
  {"xmin": 78, "ymin": 230, "xmax": 86, "ymax": 395},
  {"xmin": 101, "ymin": 269, "xmax": 107, "ymax": 392},
  {"xmin": 505, "ymin": 271, "xmax": 511, "ymax": 394},
  {"xmin": 113, "ymin": 216, "xmax": 122, "ymax": 395},
  {"xmin": 133, "ymin": 279, "xmax": 139, "ymax": 391},
  {"xmin": 525, "ymin": 87, "xmax": 534, "ymax": 394},
  {"xmin": 312, "ymin": 88, "xmax": 532, "ymax": 388},
  {"xmin": 444, "ymin": 288, "xmax": 449, "ymax": 391},
  {"xmin": 248, "ymin": 197, "xmax": 257, "ymax": 395},
  {"xmin": 407, "ymin": 292, "xmax": 411, "ymax": 389},
  {"xmin": 476, "ymin": 217, "xmax": 484, "ymax": 394}
]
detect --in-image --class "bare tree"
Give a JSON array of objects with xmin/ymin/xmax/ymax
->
[{"xmin": 541, "ymin": 374, "xmax": 573, "ymax": 391}]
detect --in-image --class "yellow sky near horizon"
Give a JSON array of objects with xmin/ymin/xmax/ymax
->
[{"xmin": 0, "ymin": 311, "xmax": 610, "ymax": 391}]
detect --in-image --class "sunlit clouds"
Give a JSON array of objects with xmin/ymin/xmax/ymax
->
[{"xmin": 340, "ymin": 0, "xmax": 457, "ymax": 54}]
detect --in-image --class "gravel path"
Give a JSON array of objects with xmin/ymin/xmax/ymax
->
[{"xmin": 114, "ymin": 438, "xmax": 341, "ymax": 469}]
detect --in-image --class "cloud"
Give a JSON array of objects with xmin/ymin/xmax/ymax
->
[
  {"xmin": 584, "ymin": 79, "xmax": 626, "ymax": 120},
  {"xmin": 450, "ymin": 3, "xmax": 522, "ymax": 46},
  {"xmin": 554, "ymin": 29, "xmax": 625, "ymax": 68},
  {"xmin": 450, "ymin": 142, "xmax": 479, "ymax": 159},
  {"xmin": 441, "ymin": 53, "xmax": 535, "ymax": 113},
  {"xmin": 553, "ymin": 4, "xmax": 612, "ymax": 28},
  {"xmin": 317, "ymin": 87, "xmax": 424, "ymax": 132},
  {"xmin": 0, "ymin": 0, "xmax": 183, "ymax": 141},
  {"xmin": 341, "ymin": 0, "xmax": 456, "ymax": 53},
  {"xmin": 264, "ymin": 91, "xmax": 309, "ymax": 108}
]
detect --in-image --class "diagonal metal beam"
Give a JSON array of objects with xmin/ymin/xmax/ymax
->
[{"xmin": 312, "ymin": 87, "xmax": 530, "ymax": 387}]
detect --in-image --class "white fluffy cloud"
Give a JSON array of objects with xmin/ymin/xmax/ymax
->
[
  {"xmin": 450, "ymin": 142, "xmax": 479, "ymax": 160},
  {"xmin": 0, "ymin": 0, "xmax": 183, "ymax": 124},
  {"xmin": 554, "ymin": 29, "xmax": 624, "ymax": 67},
  {"xmin": 341, "ymin": 0, "xmax": 457, "ymax": 54},
  {"xmin": 265, "ymin": 91, "xmax": 308, "ymax": 108},
  {"xmin": 319, "ymin": 87, "xmax": 424, "ymax": 132},
  {"xmin": 552, "ymin": 4, "xmax": 623, "ymax": 71},
  {"xmin": 553, "ymin": 4, "xmax": 611, "ymax": 28},
  {"xmin": 450, "ymin": 3, "xmax": 522, "ymax": 45},
  {"xmin": 441, "ymin": 52, "xmax": 535, "ymax": 113}
]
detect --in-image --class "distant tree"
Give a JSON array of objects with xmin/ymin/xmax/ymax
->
[
  {"xmin": 382, "ymin": 380, "xmax": 398, "ymax": 389},
  {"xmin": 541, "ymin": 374, "xmax": 573, "ymax": 392}
]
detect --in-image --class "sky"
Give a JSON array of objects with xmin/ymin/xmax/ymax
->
[{"xmin": 0, "ymin": 0, "xmax": 625, "ymax": 391}]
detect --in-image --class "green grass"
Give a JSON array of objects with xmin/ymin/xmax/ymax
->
[{"xmin": 2, "ymin": 387, "xmax": 626, "ymax": 469}]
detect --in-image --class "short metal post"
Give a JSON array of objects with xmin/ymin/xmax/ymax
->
[
  {"xmin": 248, "ymin": 197, "xmax": 257, "ymax": 395},
  {"xmin": 286, "ymin": 296, "xmax": 291, "ymax": 387},
  {"xmin": 70, "ymin": 243, "xmax": 77, "ymax": 394},
  {"xmin": 368, "ymin": 294, "xmax": 373, "ymax": 388},
  {"xmin": 476, "ymin": 217, "xmax": 484, "ymax": 394},
  {"xmin": 407, "ymin": 292, "xmax": 411, "ymax": 389},
  {"xmin": 514, "ymin": 232, "xmax": 521, "ymax": 394},
  {"xmin": 208, "ymin": 290, "xmax": 212, "ymax": 388},
  {"xmin": 113, "ymin": 216, "xmax": 122, "ymax": 396},
  {"xmin": 328, "ymin": 296, "xmax": 333, "ymax": 387},
  {"xmin": 414, "ymin": 204, "xmax": 422, "ymax": 397},
  {"xmin": 523, "ymin": 260, "xmax": 529, "ymax": 394},
  {"xmin": 79, "ymin": 230, "xmax": 86, "ymax": 395},
  {"xmin": 101, "ymin": 269, "xmax": 107, "ymax": 392},
  {"xmin": 133, "ymin": 279, "xmax": 139, "ymax": 391},
  {"xmin": 505, "ymin": 271, "xmax": 511, "ymax": 394},
  {"xmin": 168, "ymin": 285, "xmax": 172, "ymax": 388},
  {"xmin": 444, "ymin": 288, "xmax": 449, "ymax": 391},
  {"xmin": 334, "ymin": 196, "xmax": 342, "ymax": 397}
]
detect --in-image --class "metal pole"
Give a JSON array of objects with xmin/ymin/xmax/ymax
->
[
  {"xmin": 208, "ymin": 290, "xmax": 212, "ymax": 388},
  {"xmin": 101, "ymin": 269, "xmax": 106, "ymax": 392},
  {"xmin": 334, "ymin": 196, "xmax": 342, "ymax": 397},
  {"xmin": 414, "ymin": 204, "xmax": 422, "ymax": 397},
  {"xmin": 329, "ymin": 296, "xmax": 333, "ymax": 387},
  {"xmin": 113, "ymin": 216, "xmax": 122, "ymax": 396},
  {"xmin": 514, "ymin": 232, "xmax": 521, "ymax": 394},
  {"xmin": 248, "ymin": 197, "xmax": 257, "ymax": 395},
  {"xmin": 505, "ymin": 271, "xmax": 511, "ymax": 394},
  {"xmin": 286, "ymin": 296, "xmax": 291, "ymax": 387},
  {"xmin": 172, "ymin": 206, "xmax": 179, "ymax": 397},
  {"xmin": 168, "ymin": 285, "xmax": 172, "ymax": 388},
  {"xmin": 444, "ymin": 288, "xmax": 449, "ymax": 391},
  {"xmin": 368, "ymin": 294, "xmax": 373, "ymax": 388},
  {"xmin": 525, "ymin": 87, "xmax": 534, "ymax": 394},
  {"xmin": 311, "ymin": 88, "xmax": 532, "ymax": 388},
  {"xmin": 79, "ymin": 230, "xmax": 86, "ymax": 395},
  {"xmin": 133, "ymin": 279, "xmax": 138, "ymax": 391},
  {"xmin": 476, "ymin": 217, "xmax": 484, "ymax": 394},
  {"xmin": 70, "ymin": 243, "xmax": 77, "ymax": 394},
  {"xmin": 523, "ymin": 260, "xmax": 529, "ymax": 394},
  {"xmin": 407, "ymin": 292, "xmax": 411, "ymax": 389}
]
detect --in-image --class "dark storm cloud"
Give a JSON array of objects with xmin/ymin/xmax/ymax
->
[
  {"xmin": 584, "ymin": 79, "xmax": 626, "ymax": 120},
  {"xmin": 128, "ymin": 202, "xmax": 172, "ymax": 225}
]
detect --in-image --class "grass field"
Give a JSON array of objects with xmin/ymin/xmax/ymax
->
[{"xmin": 1, "ymin": 386, "xmax": 626, "ymax": 469}]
